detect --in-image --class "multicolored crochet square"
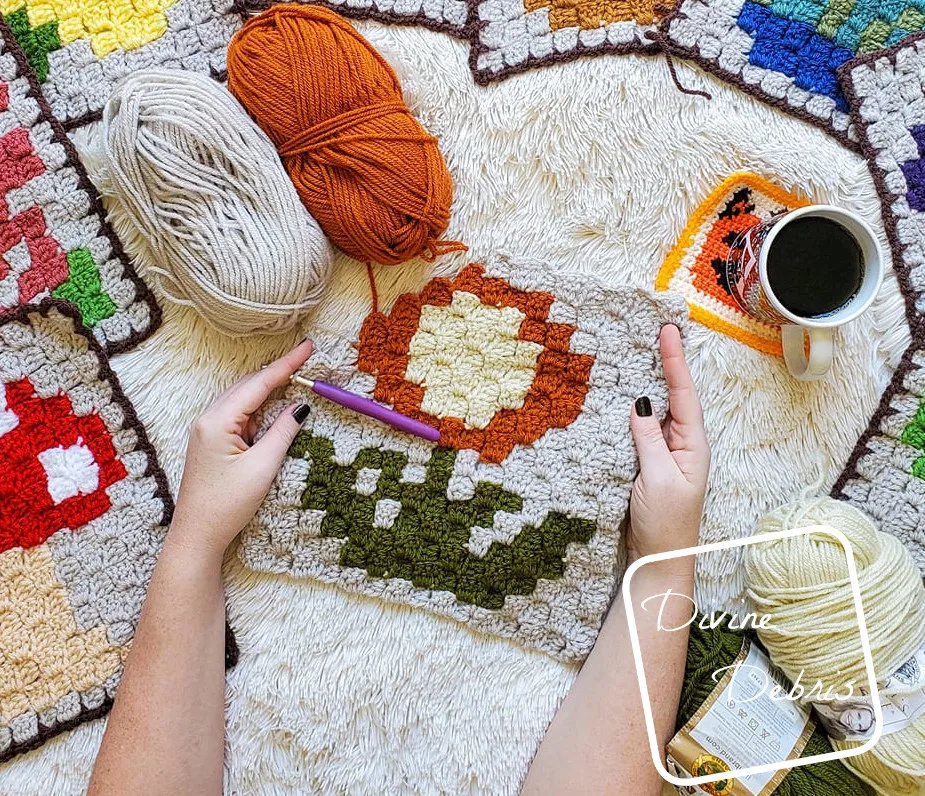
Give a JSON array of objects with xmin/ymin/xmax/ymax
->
[
  {"xmin": 655, "ymin": 172, "xmax": 808, "ymax": 356},
  {"xmin": 243, "ymin": 0, "xmax": 469, "ymax": 37},
  {"xmin": 0, "ymin": 300, "xmax": 171, "ymax": 762},
  {"xmin": 661, "ymin": 0, "xmax": 925, "ymax": 148},
  {"xmin": 1, "ymin": 0, "xmax": 241, "ymax": 130},
  {"xmin": 0, "ymin": 20, "xmax": 160, "ymax": 353},
  {"xmin": 840, "ymin": 31, "xmax": 925, "ymax": 324},
  {"xmin": 239, "ymin": 257, "xmax": 687, "ymax": 661},
  {"xmin": 833, "ymin": 333, "xmax": 925, "ymax": 575},
  {"xmin": 467, "ymin": 0, "xmax": 661, "ymax": 83}
]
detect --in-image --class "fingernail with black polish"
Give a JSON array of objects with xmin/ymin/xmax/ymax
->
[
  {"xmin": 292, "ymin": 404, "xmax": 310, "ymax": 424},
  {"xmin": 635, "ymin": 396, "xmax": 652, "ymax": 417}
]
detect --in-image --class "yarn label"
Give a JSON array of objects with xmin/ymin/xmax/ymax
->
[
  {"xmin": 666, "ymin": 639, "xmax": 814, "ymax": 796},
  {"xmin": 813, "ymin": 642, "xmax": 925, "ymax": 741}
]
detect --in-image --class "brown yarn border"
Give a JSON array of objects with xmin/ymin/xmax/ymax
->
[
  {"xmin": 0, "ymin": 19, "xmax": 162, "ymax": 355},
  {"xmin": 657, "ymin": 2, "xmax": 860, "ymax": 153},
  {"xmin": 466, "ymin": 1, "xmax": 663, "ymax": 86},
  {"xmin": 238, "ymin": 0, "xmax": 471, "ymax": 37},
  {"xmin": 0, "ymin": 299, "xmax": 237, "ymax": 766},
  {"xmin": 837, "ymin": 31, "xmax": 925, "ymax": 330},
  {"xmin": 830, "ymin": 326, "xmax": 925, "ymax": 499}
]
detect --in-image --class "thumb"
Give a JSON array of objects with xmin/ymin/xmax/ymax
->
[
  {"xmin": 629, "ymin": 396, "xmax": 674, "ymax": 475},
  {"xmin": 251, "ymin": 403, "xmax": 310, "ymax": 466}
]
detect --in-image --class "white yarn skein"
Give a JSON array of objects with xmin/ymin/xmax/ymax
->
[
  {"xmin": 747, "ymin": 498, "xmax": 925, "ymax": 795},
  {"xmin": 103, "ymin": 69, "xmax": 333, "ymax": 336}
]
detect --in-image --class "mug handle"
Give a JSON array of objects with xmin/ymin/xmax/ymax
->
[{"xmin": 781, "ymin": 325, "xmax": 834, "ymax": 380}]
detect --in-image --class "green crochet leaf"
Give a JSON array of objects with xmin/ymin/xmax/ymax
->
[
  {"xmin": 292, "ymin": 432, "xmax": 596, "ymax": 609},
  {"xmin": 52, "ymin": 248, "xmax": 117, "ymax": 327},
  {"xmin": 5, "ymin": 7, "xmax": 60, "ymax": 83},
  {"xmin": 901, "ymin": 402, "xmax": 925, "ymax": 480}
]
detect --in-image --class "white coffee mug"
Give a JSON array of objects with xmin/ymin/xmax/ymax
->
[{"xmin": 724, "ymin": 205, "xmax": 884, "ymax": 381}]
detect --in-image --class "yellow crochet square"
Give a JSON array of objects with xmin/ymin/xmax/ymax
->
[
  {"xmin": 1, "ymin": 0, "xmax": 177, "ymax": 57},
  {"xmin": 655, "ymin": 172, "xmax": 809, "ymax": 357},
  {"xmin": 0, "ymin": 544, "xmax": 122, "ymax": 724}
]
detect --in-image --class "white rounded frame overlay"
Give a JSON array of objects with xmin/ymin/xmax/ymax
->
[{"xmin": 622, "ymin": 524, "xmax": 883, "ymax": 789}]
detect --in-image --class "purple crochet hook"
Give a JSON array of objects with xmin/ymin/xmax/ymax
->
[{"xmin": 289, "ymin": 375, "xmax": 441, "ymax": 443}]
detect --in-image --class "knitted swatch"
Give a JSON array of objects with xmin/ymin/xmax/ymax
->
[
  {"xmin": 833, "ymin": 332, "xmax": 925, "ymax": 577},
  {"xmin": 467, "ymin": 0, "xmax": 661, "ymax": 83},
  {"xmin": 1, "ymin": 0, "xmax": 241, "ymax": 130},
  {"xmin": 240, "ymin": 257, "xmax": 687, "ymax": 661},
  {"xmin": 0, "ymin": 301, "xmax": 171, "ymax": 762},
  {"xmin": 660, "ymin": 0, "xmax": 925, "ymax": 149},
  {"xmin": 840, "ymin": 31, "xmax": 925, "ymax": 325},
  {"xmin": 0, "ymin": 19, "xmax": 160, "ymax": 354},
  {"xmin": 655, "ymin": 172, "xmax": 808, "ymax": 357}
]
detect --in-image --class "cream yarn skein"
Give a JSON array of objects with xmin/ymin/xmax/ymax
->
[
  {"xmin": 747, "ymin": 498, "xmax": 925, "ymax": 795},
  {"xmin": 103, "ymin": 69, "xmax": 333, "ymax": 336}
]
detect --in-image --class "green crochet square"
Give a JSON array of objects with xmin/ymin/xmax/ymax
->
[{"xmin": 52, "ymin": 249, "xmax": 117, "ymax": 328}]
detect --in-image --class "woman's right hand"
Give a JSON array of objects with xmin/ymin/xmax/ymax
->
[
  {"xmin": 626, "ymin": 324, "xmax": 710, "ymax": 564},
  {"xmin": 169, "ymin": 338, "xmax": 315, "ymax": 561}
]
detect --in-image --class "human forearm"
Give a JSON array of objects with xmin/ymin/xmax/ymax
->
[
  {"xmin": 88, "ymin": 527, "xmax": 227, "ymax": 796},
  {"xmin": 521, "ymin": 563, "xmax": 694, "ymax": 796}
]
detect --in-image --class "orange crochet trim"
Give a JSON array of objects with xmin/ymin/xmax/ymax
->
[
  {"xmin": 655, "ymin": 172, "xmax": 809, "ymax": 357},
  {"xmin": 357, "ymin": 263, "xmax": 595, "ymax": 464}
]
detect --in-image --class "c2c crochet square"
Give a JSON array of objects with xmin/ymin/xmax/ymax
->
[
  {"xmin": 0, "ymin": 301, "xmax": 171, "ymax": 762},
  {"xmin": 468, "ymin": 0, "xmax": 662, "ymax": 83},
  {"xmin": 240, "ymin": 256, "xmax": 687, "ymax": 661},
  {"xmin": 0, "ymin": 18, "xmax": 161, "ymax": 354},
  {"xmin": 661, "ymin": 0, "xmax": 925, "ymax": 149},
  {"xmin": 840, "ymin": 30, "xmax": 925, "ymax": 324}
]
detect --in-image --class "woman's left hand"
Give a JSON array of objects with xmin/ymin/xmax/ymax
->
[{"xmin": 169, "ymin": 337, "xmax": 315, "ymax": 561}]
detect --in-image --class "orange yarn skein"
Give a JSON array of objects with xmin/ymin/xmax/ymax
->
[{"xmin": 227, "ymin": 5, "xmax": 462, "ymax": 266}]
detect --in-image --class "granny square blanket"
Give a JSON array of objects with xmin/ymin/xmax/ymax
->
[
  {"xmin": 467, "ymin": 0, "xmax": 661, "ymax": 84},
  {"xmin": 833, "ymin": 332, "xmax": 925, "ymax": 576},
  {"xmin": 0, "ymin": 301, "xmax": 170, "ymax": 762},
  {"xmin": 661, "ymin": 0, "xmax": 925, "ymax": 149},
  {"xmin": 0, "ymin": 19, "xmax": 160, "ymax": 354},
  {"xmin": 240, "ymin": 257, "xmax": 687, "ymax": 661},
  {"xmin": 840, "ymin": 31, "xmax": 925, "ymax": 324}
]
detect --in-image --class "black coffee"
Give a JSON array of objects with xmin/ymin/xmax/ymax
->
[{"xmin": 766, "ymin": 217, "xmax": 863, "ymax": 318}]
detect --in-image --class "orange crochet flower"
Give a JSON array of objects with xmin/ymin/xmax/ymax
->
[{"xmin": 357, "ymin": 264, "xmax": 595, "ymax": 463}]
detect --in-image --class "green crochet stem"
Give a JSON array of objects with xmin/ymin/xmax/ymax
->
[
  {"xmin": 291, "ymin": 432, "xmax": 596, "ymax": 609},
  {"xmin": 5, "ymin": 6, "xmax": 60, "ymax": 82},
  {"xmin": 680, "ymin": 620, "xmax": 875, "ymax": 796},
  {"xmin": 900, "ymin": 402, "xmax": 925, "ymax": 480},
  {"xmin": 52, "ymin": 249, "xmax": 117, "ymax": 327}
]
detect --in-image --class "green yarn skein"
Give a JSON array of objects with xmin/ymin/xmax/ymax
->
[{"xmin": 678, "ymin": 620, "xmax": 875, "ymax": 796}]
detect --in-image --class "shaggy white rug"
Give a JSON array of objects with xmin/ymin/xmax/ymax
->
[{"xmin": 0, "ymin": 21, "xmax": 911, "ymax": 795}]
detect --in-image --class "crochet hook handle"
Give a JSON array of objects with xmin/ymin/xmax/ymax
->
[{"xmin": 290, "ymin": 375, "xmax": 441, "ymax": 442}]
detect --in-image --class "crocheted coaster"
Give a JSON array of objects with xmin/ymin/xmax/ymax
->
[
  {"xmin": 467, "ymin": 0, "xmax": 661, "ymax": 83},
  {"xmin": 655, "ymin": 172, "xmax": 808, "ymax": 356},
  {"xmin": 242, "ymin": 0, "xmax": 469, "ymax": 37},
  {"xmin": 833, "ymin": 333, "xmax": 925, "ymax": 576},
  {"xmin": 240, "ymin": 257, "xmax": 687, "ymax": 661},
  {"xmin": 840, "ymin": 32, "xmax": 925, "ymax": 325},
  {"xmin": 1, "ymin": 0, "xmax": 242, "ymax": 130},
  {"xmin": 659, "ymin": 0, "xmax": 925, "ymax": 149},
  {"xmin": 0, "ymin": 20, "xmax": 161, "ymax": 354},
  {"xmin": 0, "ymin": 301, "xmax": 171, "ymax": 762}
]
